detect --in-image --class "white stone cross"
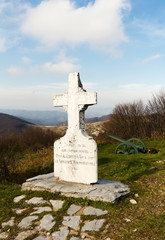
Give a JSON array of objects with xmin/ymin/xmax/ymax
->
[
  {"xmin": 53, "ymin": 72, "xmax": 97, "ymax": 132},
  {"xmin": 53, "ymin": 72, "xmax": 98, "ymax": 184}
]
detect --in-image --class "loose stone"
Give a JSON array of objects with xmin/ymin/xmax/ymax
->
[
  {"xmin": 83, "ymin": 206, "xmax": 108, "ymax": 216},
  {"xmin": 124, "ymin": 218, "xmax": 131, "ymax": 222},
  {"xmin": 81, "ymin": 219, "xmax": 105, "ymax": 232},
  {"xmin": 62, "ymin": 216, "xmax": 80, "ymax": 230},
  {"xmin": 13, "ymin": 195, "xmax": 26, "ymax": 203},
  {"xmin": 30, "ymin": 207, "xmax": 52, "ymax": 215},
  {"xmin": 18, "ymin": 215, "xmax": 38, "ymax": 229},
  {"xmin": 39, "ymin": 214, "xmax": 55, "ymax": 231},
  {"xmin": 50, "ymin": 200, "xmax": 64, "ymax": 211},
  {"xmin": 130, "ymin": 199, "xmax": 137, "ymax": 205},
  {"xmin": 67, "ymin": 204, "xmax": 82, "ymax": 216},
  {"xmin": 15, "ymin": 230, "xmax": 37, "ymax": 240},
  {"xmin": 25, "ymin": 197, "xmax": 46, "ymax": 205},
  {"xmin": 52, "ymin": 227, "xmax": 69, "ymax": 240},
  {"xmin": 0, "ymin": 232, "xmax": 8, "ymax": 239}
]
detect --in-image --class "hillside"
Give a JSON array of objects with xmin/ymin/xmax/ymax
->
[{"xmin": 0, "ymin": 113, "xmax": 34, "ymax": 136}]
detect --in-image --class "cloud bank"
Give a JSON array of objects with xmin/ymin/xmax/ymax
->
[{"xmin": 21, "ymin": 0, "xmax": 130, "ymax": 53}]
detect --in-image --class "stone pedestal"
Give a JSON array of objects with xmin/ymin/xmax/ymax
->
[{"xmin": 22, "ymin": 173, "xmax": 130, "ymax": 203}]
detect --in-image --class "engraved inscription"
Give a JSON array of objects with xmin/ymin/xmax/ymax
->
[{"xmin": 54, "ymin": 144, "xmax": 96, "ymax": 166}]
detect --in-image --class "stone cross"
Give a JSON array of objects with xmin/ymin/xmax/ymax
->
[
  {"xmin": 53, "ymin": 72, "xmax": 96, "ymax": 133},
  {"xmin": 53, "ymin": 72, "xmax": 98, "ymax": 184}
]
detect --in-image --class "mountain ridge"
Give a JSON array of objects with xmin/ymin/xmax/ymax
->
[{"xmin": 0, "ymin": 113, "xmax": 34, "ymax": 136}]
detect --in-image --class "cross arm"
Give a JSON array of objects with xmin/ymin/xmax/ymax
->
[
  {"xmin": 53, "ymin": 93, "xmax": 68, "ymax": 107},
  {"xmin": 78, "ymin": 91, "xmax": 97, "ymax": 106}
]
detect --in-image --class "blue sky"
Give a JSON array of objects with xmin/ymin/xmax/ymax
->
[{"xmin": 0, "ymin": 0, "xmax": 165, "ymax": 115}]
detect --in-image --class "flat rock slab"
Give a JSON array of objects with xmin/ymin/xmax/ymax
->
[
  {"xmin": 52, "ymin": 227, "xmax": 69, "ymax": 240},
  {"xmin": 30, "ymin": 206, "xmax": 52, "ymax": 215},
  {"xmin": 33, "ymin": 236, "xmax": 49, "ymax": 240},
  {"xmin": 83, "ymin": 206, "xmax": 107, "ymax": 216},
  {"xmin": 50, "ymin": 199, "xmax": 64, "ymax": 211},
  {"xmin": 67, "ymin": 204, "xmax": 82, "ymax": 216},
  {"xmin": 39, "ymin": 214, "xmax": 55, "ymax": 231},
  {"xmin": 62, "ymin": 216, "xmax": 81, "ymax": 230},
  {"xmin": 13, "ymin": 195, "xmax": 26, "ymax": 203},
  {"xmin": 22, "ymin": 173, "xmax": 130, "ymax": 202},
  {"xmin": 18, "ymin": 215, "xmax": 38, "ymax": 229},
  {"xmin": 12, "ymin": 208, "xmax": 27, "ymax": 214},
  {"xmin": 15, "ymin": 230, "xmax": 37, "ymax": 240},
  {"xmin": 0, "ymin": 232, "xmax": 8, "ymax": 239},
  {"xmin": 82, "ymin": 219, "xmax": 105, "ymax": 232},
  {"xmin": 25, "ymin": 197, "xmax": 46, "ymax": 205},
  {"xmin": 2, "ymin": 218, "xmax": 14, "ymax": 228}
]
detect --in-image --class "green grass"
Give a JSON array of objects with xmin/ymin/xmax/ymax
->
[{"xmin": 0, "ymin": 140, "xmax": 165, "ymax": 239}]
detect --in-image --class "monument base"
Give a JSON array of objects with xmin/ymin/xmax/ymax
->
[{"xmin": 22, "ymin": 173, "xmax": 130, "ymax": 202}]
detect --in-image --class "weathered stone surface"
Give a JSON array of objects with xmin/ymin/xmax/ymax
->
[
  {"xmin": 62, "ymin": 216, "xmax": 80, "ymax": 230},
  {"xmin": 0, "ymin": 232, "xmax": 8, "ymax": 239},
  {"xmin": 70, "ymin": 237, "xmax": 84, "ymax": 240},
  {"xmin": 81, "ymin": 219, "xmax": 105, "ymax": 232},
  {"xmin": 52, "ymin": 227, "xmax": 69, "ymax": 240},
  {"xmin": 12, "ymin": 208, "xmax": 27, "ymax": 214},
  {"xmin": 33, "ymin": 236, "xmax": 49, "ymax": 240},
  {"xmin": 15, "ymin": 230, "xmax": 37, "ymax": 240},
  {"xmin": 22, "ymin": 173, "xmax": 130, "ymax": 202},
  {"xmin": 2, "ymin": 218, "xmax": 14, "ymax": 228},
  {"xmin": 25, "ymin": 197, "xmax": 46, "ymax": 205},
  {"xmin": 67, "ymin": 204, "xmax": 82, "ymax": 216},
  {"xmin": 39, "ymin": 214, "xmax": 55, "ymax": 231},
  {"xmin": 53, "ymin": 72, "xmax": 97, "ymax": 184},
  {"xmin": 13, "ymin": 195, "xmax": 25, "ymax": 203},
  {"xmin": 30, "ymin": 207, "xmax": 52, "ymax": 215},
  {"xmin": 18, "ymin": 215, "xmax": 38, "ymax": 229},
  {"xmin": 50, "ymin": 200, "xmax": 64, "ymax": 211},
  {"xmin": 26, "ymin": 173, "xmax": 54, "ymax": 182},
  {"xmin": 70, "ymin": 237, "xmax": 89, "ymax": 240},
  {"xmin": 83, "ymin": 206, "xmax": 108, "ymax": 216}
]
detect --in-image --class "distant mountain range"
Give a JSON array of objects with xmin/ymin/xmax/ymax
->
[
  {"xmin": 0, "ymin": 109, "xmax": 67, "ymax": 126},
  {"xmin": 0, "ymin": 109, "xmax": 110, "ymax": 126},
  {"xmin": 0, "ymin": 113, "xmax": 34, "ymax": 136},
  {"xmin": 0, "ymin": 111, "xmax": 110, "ymax": 136}
]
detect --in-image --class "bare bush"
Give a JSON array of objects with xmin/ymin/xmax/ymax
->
[
  {"xmin": 0, "ymin": 127, "xmax": 60, "ymax": 182},
  {"xmin": 105, "ymin": 100, "xmax": 146, "ymax": 139},
  {"xmin": 146, "ymin": 90, "xmax": 165, "ymax": 138}
]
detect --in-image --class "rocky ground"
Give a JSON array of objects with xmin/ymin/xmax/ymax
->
[{"xmin": 0, "ymin": 194, "xmax": 110, "ymax": 240}]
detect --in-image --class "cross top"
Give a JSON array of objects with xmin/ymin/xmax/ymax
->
[{"xmin": 53, "ymin": 72, "xmax": 97, "ymax": 132}]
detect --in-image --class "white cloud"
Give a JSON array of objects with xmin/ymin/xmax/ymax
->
[
  {"xmin": 22, "ymin": 56, "xmax": 31, "ymax": 64},
  {"xmin": 142, "ymin": 54, "xmax": 164, "ymax": 64},
  {"xmin": 21, "ymin": 0, "xmax": 130, "ymax": 53},
  {"xmin": 0, "ymin": 37, "xmax": 6, "ymax": 52},
  {"xmin": 7, "ymin": 66, "xmax": 26, "ymax": 76},
  {"xmin": 43, "ymin": 61, "xmax": 80, "ymax": 74}
]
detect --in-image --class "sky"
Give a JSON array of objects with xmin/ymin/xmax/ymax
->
[{"xmin": 0, "ymin": 0, "xmax": 165, "ymax": 116}]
